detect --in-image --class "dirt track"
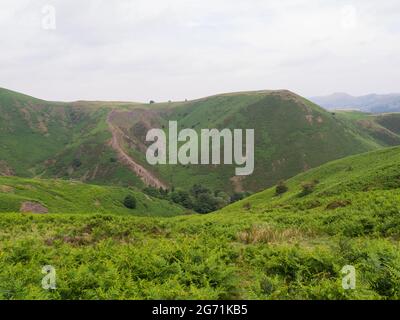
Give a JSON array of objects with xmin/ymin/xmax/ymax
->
[{"xmin": 107, "ymin": 110, "xmax": 167, "ymax": 189}]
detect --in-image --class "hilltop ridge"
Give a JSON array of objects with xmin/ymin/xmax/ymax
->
[{"xmin": 2, "ymin": 87, "xmax": 400, "ymax": 193}]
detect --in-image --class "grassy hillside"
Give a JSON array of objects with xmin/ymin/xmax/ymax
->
[
  {"xmin": 335, "ymin": 111, "xmax": 400, "ymax": 147},
  {"xmin": 2, "ymin": 87, "xmax": 400, "ymax": 194},
  {"xmin": 0, "ymin": 176, "xmax": 185, "ymax": 216},
  {"xmin": 1, "ymin": 147, "xmax": 400, "ymax": 299},
  {"xmin": 0, "ymin": 87, "xmax": 147, "ymax": 187},
  {"xmin": 109, "ymin": 90, "xmax": 390, "ymax": 192}
]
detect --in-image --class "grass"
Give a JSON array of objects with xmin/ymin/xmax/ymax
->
[
  {"xmin": 0, "ymin": 176, "xmax": 185, "ymax": 216},
  {"xmin": 116, "ymin": 90, "xmax": 394, "ymax": 192},
  {"xmin": 1, "ymin": 146, "xmax": 400, "ymax": 299},
  {"xmin": 4, "ymin": 87, "xmax": 400, "ymax": 193}
]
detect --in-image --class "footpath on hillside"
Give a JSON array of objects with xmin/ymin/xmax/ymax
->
[{"xmin": 107, "ymin": 110, "xmax": 167, "ymax": 189}]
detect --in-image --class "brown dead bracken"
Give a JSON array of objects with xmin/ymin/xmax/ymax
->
[{"xmin": 20, "ymin": 201, "xmax": 48, "ymax": 214}]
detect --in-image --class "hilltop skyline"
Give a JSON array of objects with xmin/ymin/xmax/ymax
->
[{"xmin": 1, "ymin": 0, "xmax": 400, "ymax": 102}]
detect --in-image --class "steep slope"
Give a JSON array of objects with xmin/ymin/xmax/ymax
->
[
  {"xmin": 221, "ymin": 145, "xmax": 400, "ymax": 213},
  {"xmin": 1, "ymin": 147, "xmax": 400, "ymax": 299},
  {"xmin": 107, "ymin": 110, "xmax": 167, "ymax": 188},
  {"xmin": 1, "ymin": 87, "xmax": 399, "ymax": 194},
  {"xmin": 0, "ymin": 176, "xmax": 185, "ymax": 216},
  {"xmin": 109, "ymin": 90, "xmax": 387, "ymax": 192},
  {"xmin": 0, "ymin": 87, "xmax": 146, "ymax": 186},
  {"xmin": 335, "ymin": 111, "xmax": 400, "ymax": 147},
  {"xmin": 0, "ymin": 87, "xmax": 77, "ymax": 176}
]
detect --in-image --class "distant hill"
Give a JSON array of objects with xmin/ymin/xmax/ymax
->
[
  {"xmin": 2, "ymin": 87, "xmax": 400, "ymax": 193},
  {"xmin": 310, "ymin": 92, "xmax": 400, "ymax": 113}
]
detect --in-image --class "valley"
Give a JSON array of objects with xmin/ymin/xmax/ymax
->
[
  {"xmin": 3, "ymin": 87, "xmax": 400, "ymax": 194},
  {"xmin": 1, "ymin": 87, "xmax": 400, "ymax": 300},
  {"xmin": 1, "ymin": 146, "xmax": 399, "ymax": 299}
]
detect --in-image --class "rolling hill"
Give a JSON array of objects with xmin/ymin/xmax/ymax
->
[
  {"xmin": 310, "ymin": 92, "xmax": 400, "ymax": 113},
  {"xmin": 334, "ymin": 111, "xmax": 400, "ymax": 147},
  {"xmin": 0, "ymin": 176, "xmax": 185, "ymax": 216},
  {"xmin": 2, "ymin": 87, "xmax": 400, "ymax": 194},
  {"xmin": 1, "ymin": 146, "xmax": 400, "ymax": 299}
]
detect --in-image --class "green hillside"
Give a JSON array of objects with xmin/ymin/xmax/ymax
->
[
  {"xmin": 1, "ymin": 147, "xmax": 400, "ymax": 299},
  {"xmin": 335, "ymin": 111, "xmax": 400, "ymax": 147},
  {"xmin": 2, "ymin": 87, "xmax": 400, "ymax": 195},
  {"xmin": 224, "ymin": 145, "xmax": 400, "ymax": 211},
  {"xmin": 0, "ymin": 87, "xmax": 145, "ymax": 186},
  {"xmin": 107, "ymin": 90, "xmax": 394, "ymax": 192},
  {"xmin": 0, "ymin": 176, "xmax": 185, "ymax": 216}
]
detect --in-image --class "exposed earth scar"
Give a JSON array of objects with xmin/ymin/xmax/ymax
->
[{"xmin": 107, "ymin": 110, "xmax": 167, "ymax": 189}]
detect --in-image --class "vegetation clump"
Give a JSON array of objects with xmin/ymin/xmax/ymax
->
[
  {"xmin": 242, "ymin": 202, "xmax": 251, "ymax": 211},
  {"xmin": 143, "ymin": 184, "xmax": 233, "ymax": 213},
  {"xmin": 326, "ymin": 199, "xmax": 351, "ymax": 210},
  {"xmin": 230, "ymin": 191, "xmax": 252, "ymax": 203},
  {"xmin": 72, "ymin": 158, "xmax": 82, "ymax": 168},
  {"xmin": 275, "ymin": 180, "xmax": 288, "ymax": 195},
  {"xmin": 300, "ymin": 180, "xmax": 319, "ymax": 197},
  {"xmin": 123, "ymin": 195, "xmax": 137, "ymax": 209}
]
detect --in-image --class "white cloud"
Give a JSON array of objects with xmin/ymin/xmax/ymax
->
[{"xmin": 0, "ymin": 0, "xmax": 399, "ymax": 101}]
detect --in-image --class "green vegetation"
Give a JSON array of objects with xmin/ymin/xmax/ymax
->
[
  {"xmin": 144, "ymin": 184, "xmax": 232, "ymax": 213},
  {"xmin": 123, "ymin": 195, "xmax": 137, "ymax": 209},
  {"xmin": 299, "ymin": 180, "xmax": 318, "ymax": 197},
  {"xmin": 0, "ymin": 87, "xmax": 144, "ymax": 187},
  {"xmin": 4, "ymin": 87, "xmax": 400, "ymax": 195},
  {"xmin": 152, "ymin": 91, "xmax": 388, "ymax": 192},
  {"xmin": 275, "ymin": 180, "xmax": 288, "ymax": 195},
  {"xmin": 2, "ymin": 87, "xmax": 400, "ymax": 300},
  {"xmin": 1, "ymin": 147, "xmax": 400, "ymax": 299},
  {"xmin": 0, "ymin": 176, "xmax": 184, "ymax": 216}
]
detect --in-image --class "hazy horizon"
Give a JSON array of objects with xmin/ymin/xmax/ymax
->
[
  {"xmin": 1, "ymin": 0, "xmax": 400, "ymax": 102},
  {"xmin": 3, "ymin": 85, "xmax": 400, "ymax": 104}
]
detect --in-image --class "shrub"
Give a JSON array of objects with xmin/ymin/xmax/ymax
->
[
  {"xmin": 243, "ymin": 202, "xmax": 251, "ymax": 211},
  {"xmin": 170, "ymin": 190, "xmax": 193, "ymax": 209},
  {"xmin": 300, "ymin": 180, "xmax": 318, "ymax": 197},
  {"xmin": 275, "ymin": 180, "xmax": 288, "ymax": 195},
  {"xmin": 190, "ymin": 184, "xmax": 211, "ymax": 197},
  {"xmin": 194, "ymin": 193, "xmax": 218, "ymax": 213},
  {"xmin": 143, "ymin": 186, "xmax": 162, "ymax": 198},
  {"xmin": 72, "ymin": 158, "xmax": 82, "ymax": 168},
  {"xmin": 230, "ymin": 191, "xmax": 251, "ymax": 203},
  {"xmin": 123, "ymin": 195, "xmax": 137, "ymax": 209}
]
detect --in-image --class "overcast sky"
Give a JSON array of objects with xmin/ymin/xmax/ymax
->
[{"xmin": 0, "ymin": 0, "xmax": 399, "ymax": 102}]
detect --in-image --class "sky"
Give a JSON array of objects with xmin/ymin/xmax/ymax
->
[{"xmin": 0, "ymin": 0, "xmax": 399, "ymax": 102}]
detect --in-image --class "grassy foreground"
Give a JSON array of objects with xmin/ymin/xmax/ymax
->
[{"xmin": 1, "ymin": 147, "xmax": 400, "ymax": 299}]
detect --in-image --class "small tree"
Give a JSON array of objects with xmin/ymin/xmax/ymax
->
[
  {"xmin": 230, "ymin": 191, "xmax": 252, "ymax": 203},
  {"xmin": 72, "ymin": 158, "xmax": 82, "ymax": 168},
  {"xmin": 193, "ymin": 193, "xmax": 218, "ymax": 213},
  {"xmin": 170, "ymin": 190, "xmax": 193, "ymax": 209},
  {"xmin": 275, "ymin": 180, "xmax": 288, "ymax": 195},
  {"xmin": 123, "ymin": 195, "xmax": 137, "ymax": 209}
]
